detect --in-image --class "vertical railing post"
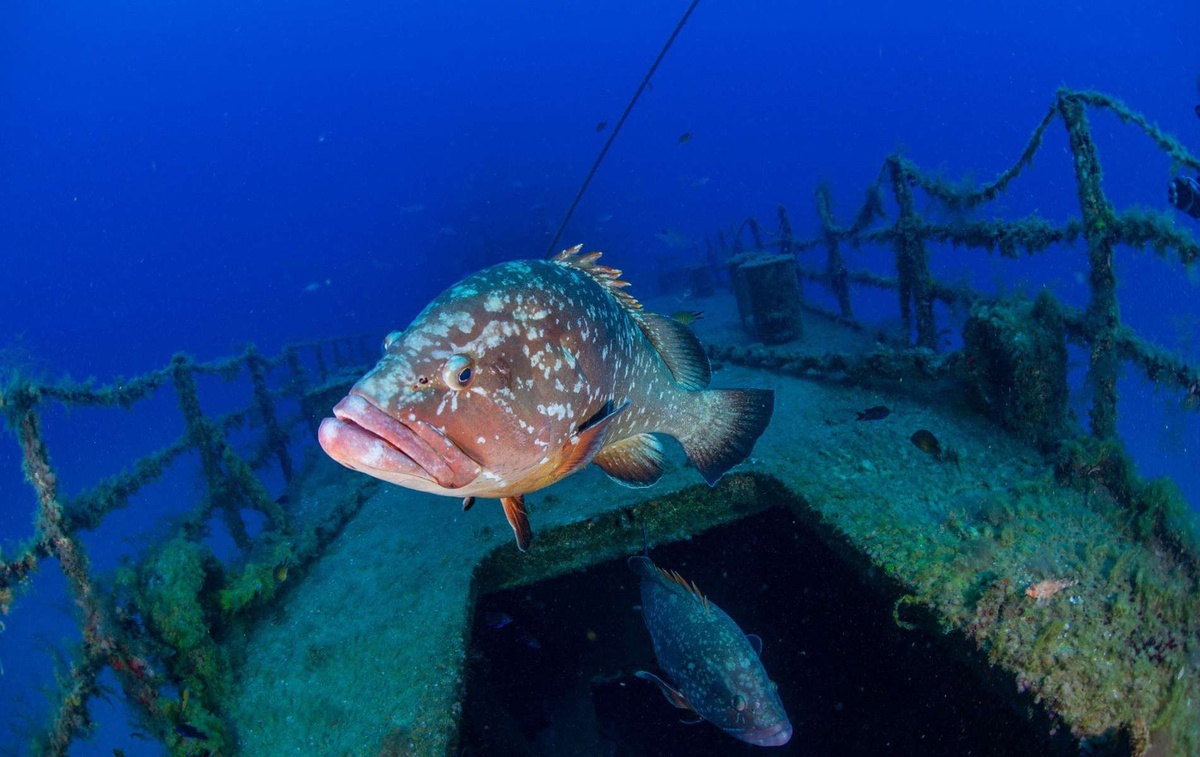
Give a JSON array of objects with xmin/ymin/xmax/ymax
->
[
  {"xmin": 1059, "ymin": 92, "xmax": 1120, "ymax": 439},
  {"xmin": 13, "ymin": 397, "xmax": 159, "ymax": 754},
  {"xmin": 887, "ymin": 156, "xmax": 937, "ymax": 348},
  {"xmin": 778, "ymin": 205, "xmax": 805, "ymax": 300},
  {"xmin": 171, "ymin": 355, "xmax": 286, "ymax": 540},
  {"xmin": 816, "ymin": 186, "xmax": 854, "ymax": 319},
  {"xmin": 314, "ymin": 343, "xmax": 329, "ymax": 383},
  {"xmin": 246, "ymin": 347, "xmax": 293, "ymax": 483},
  {"xmin": 777, "ymin": 206, "xmax": 793, "ymax": 258},
  {"xmin": 171, "ymin": 355, "xmax": 251, "ymax": 549},
  {"xmin": 746, "ymin": 217, "xmax": 765, "ymax": 250},
  {"xmin": 285, "ymin": 345, "xmax": 309, "ymax": 399}
]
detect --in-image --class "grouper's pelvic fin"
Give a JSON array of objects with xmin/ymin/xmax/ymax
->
[
  {"xmin": 501, "ymin": 495, "xmax": 532, "ymax": 552},
  {"xmin": 674, "ymin": 388, "xmax": 775, "ymax": 486},
  {"xmin": 635, "ymin": 670, "xmax": 695, "ymax": 712}
]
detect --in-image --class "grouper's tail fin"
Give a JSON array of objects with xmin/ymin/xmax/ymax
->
[{"xmin": 675, "ymin": 388, "xmax": 774, "ymax": 486}]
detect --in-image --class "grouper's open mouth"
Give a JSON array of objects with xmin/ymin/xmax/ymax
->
[{"xmin": 317, "ymin": 392, "xmax": 481, "ymax": 489}]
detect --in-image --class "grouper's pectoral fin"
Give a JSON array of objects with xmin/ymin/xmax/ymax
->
[
  {"xmin": 747, "ymin": 633, "xmax": 763, "ymax": 656},
  {"xmin": 554, "ymin": 399, "xmax": 631, "ymax": 479},
  {"xmin": 635, "ymin": 670, "xmax": 695, "ymax": 711},
  {"xmin": 501, "ymin": 495, "xmax": 532, "ymax": 552}
]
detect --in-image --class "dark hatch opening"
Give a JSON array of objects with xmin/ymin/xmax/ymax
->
[{"xmin": 462, "ymin": 507, "xmax": 1057, "ymax": 756}]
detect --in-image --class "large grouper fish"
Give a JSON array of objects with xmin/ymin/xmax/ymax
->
[{"xmin": 317, "ymin": 245, "xmax": 774, "ymax": 551}]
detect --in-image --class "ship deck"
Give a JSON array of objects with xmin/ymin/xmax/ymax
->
[{"xmin": 225, "ymin": 292, "xmax": 1198, "ymax": 755}]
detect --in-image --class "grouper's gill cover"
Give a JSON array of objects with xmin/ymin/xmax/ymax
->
[
  {"xmin": 630, "ymin": 553, "xmax": 792, "ymax": 747},
  {"xmin": 317, "ymin": 245, "xmax": 774, "ymax": 551}
]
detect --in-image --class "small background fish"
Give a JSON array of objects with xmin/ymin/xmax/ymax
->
[
  {"xmin": 910, "ymin": 429, "xmax": 941, "ymax": 457},
  {"xmin": 670, "ymin": 309, "xmax": 704, "ymax": 326},
  {"xmin": 856, "ymin": 405, "xmax": 890, "ymax": 421},
  {"xmin": 482, "ymin": 610, "xmax": 541, "ymax": 648}
]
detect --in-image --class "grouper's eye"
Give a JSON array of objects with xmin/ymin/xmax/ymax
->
[
  {"xmin": 442, "ymin": 354, "xmax": 475, "ymax": 389},
  {"xmin": 733, "ymin": 694, "xmax": 747, "ymax": 712},
  {"xmin": 382, "ymin": 330, "xmax": 404, "ymax": 354}
]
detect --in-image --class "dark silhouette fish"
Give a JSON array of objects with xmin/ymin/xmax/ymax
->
[
  {"xmin": 855, "ymin": 405, "xmax": 889, "ymax": 421},
  {"xmin": 319, "ymin": 246, "xmax": 774, "ymax": 551},
  {"xmin": 174, "ymin": 723, "xmax": 208, "ymax": 741},
  {"xmin": 482, "ymin": 611, "xmax": 541, "ymax": 648},
  {"xmin": 596, "ymin": 121, "xmax": 608, "ymax": 132},
  {"xmin": 629, "ymin": 550, "xmax": 791, "ymax": 747},
  {"xmin": 910, "ymin": 429, "xmax": 942, "ymax": 458},
  {"xmin": 677, "ymin": 131, "xmax": 692, "ymax": 144}
]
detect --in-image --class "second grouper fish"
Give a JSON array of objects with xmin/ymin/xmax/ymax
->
[
  {"xmin": 318, "ymin": 246, "xmax": 774, "ymax": 550},
  {"xmin": 630, "ymin": 547, "xmax": 792, "ymax": 746}
]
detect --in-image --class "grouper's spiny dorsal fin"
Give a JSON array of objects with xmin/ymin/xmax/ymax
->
[
  {"xmin": 552, "ymin": 245, "xmax": 644, "ymax": 317},
  {"xmin": 657, "ymin": 566, "xmax": 711, "ymax": 614},
  {"xmin": 552, "ymin": 245, "xmax": 713, "ymax": 390}
]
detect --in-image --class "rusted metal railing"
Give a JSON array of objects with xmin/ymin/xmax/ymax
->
[
  {"xmin": 711, "ymin": 89, "xmax": 1200, "ymax": 439},
  {"xmin": 0, "ymin": 334, "xmax": 371, "ymax": 754}
]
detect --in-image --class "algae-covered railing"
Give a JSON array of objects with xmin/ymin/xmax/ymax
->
[
  {"xmin": 711, "ymin": 89, "xmax": 1200, "ymax": 442},
  {"xmin": 0, "ymin": 335, "xmax": 372, "ymax": 754}
]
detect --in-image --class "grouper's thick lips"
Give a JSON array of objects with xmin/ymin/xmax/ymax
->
[
  {"xmin": 730, "ymin": 720, "xmax": 793, "ymax": 747},
  {"xmin": 747, "ymin": 722, "xmax": 793, "ymax": 747},
  {"xmin": 317, "ymin": 393, "xmax": 481, "ymax": 490}
]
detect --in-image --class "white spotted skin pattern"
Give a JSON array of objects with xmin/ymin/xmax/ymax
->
[
  {"xmin": 636, "ymin": 560, "xmax": 791, "ymax": 744},
  {"xmin": 349, "ymin": 258, "xmax": 692, "ymax": 499}
]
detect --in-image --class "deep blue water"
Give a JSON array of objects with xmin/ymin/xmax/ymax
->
[{"xmin": 1, "ymin": 0, "xmax": 1198, "ymax": 753}]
